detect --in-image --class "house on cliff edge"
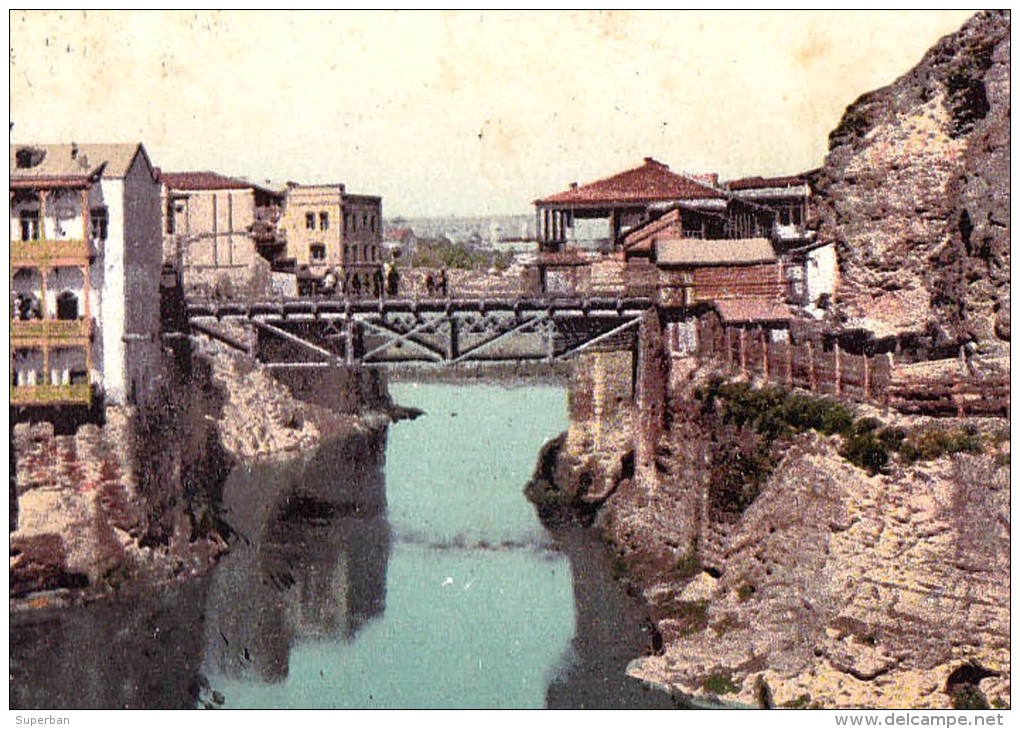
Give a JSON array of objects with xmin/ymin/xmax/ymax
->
[{"xmin": 10, "ymin": 142, "xmax": 163, "ymax": 412}]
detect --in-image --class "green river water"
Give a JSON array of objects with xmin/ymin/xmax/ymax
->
[{"xmin": 10, "ymin": 382, "xmax": 678, "ymax": 710}]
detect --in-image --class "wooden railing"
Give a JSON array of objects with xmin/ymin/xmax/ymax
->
[
  {"xmin": 10, "ymin": 238, "xmax": 92, "ymax": 266},
  {"xmin": 696, "ymin": 320, "xmax": 1009, "ymax": 418},
  {"xmin": 887, "ymin": 375, "xmax": 1010, "ymax": 418},
  {"xmin": 10, "ymin": 318, "xmax": 93, "ymax": 342},
  {"xmin": 9, "ymin": 382, "xmax": 92, "ymax": 406}
]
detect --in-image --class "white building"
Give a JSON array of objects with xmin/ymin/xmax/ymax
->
[{"xmin": 10, "ymin": 142, "xmax": 163, "ymax": 408}]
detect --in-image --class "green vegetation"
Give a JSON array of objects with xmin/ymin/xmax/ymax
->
[
  {"xmin": 950, "ymin": 685, "xmax": 990, "ymax": 710},
  {"xmin": 696, "ymin": 378, "xmax": 989, "ymax": 484},
  {"xmin": 411, "ymin": 237, "xmax": 514, "ymax": 271},
  {"xmin": 675, "ymin": 600, "xmax": 710, "ymax": 637},
  {"xmin": 780, "ymin": 693, "xmax": 815, "ymax": 709},
  {"xmin": 701, "ymin": 671, "xmax": 739, "ymax": 695}
]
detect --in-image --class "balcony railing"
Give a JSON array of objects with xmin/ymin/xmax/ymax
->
[
  {"xmin": 11, "ymin": 238, "xmax": 92, "ymax": 266},
  {"xmin": 10, "ymin": 318, "xmax": 94, "ymax": 342},
  {"xmin": 9, "ymin": 382, "xmax": 92, "ymax": 406}
]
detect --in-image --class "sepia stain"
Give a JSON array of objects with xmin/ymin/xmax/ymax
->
[{"xmin": 795, "ymin": 30, "xmax": 831, "ymax": 68}]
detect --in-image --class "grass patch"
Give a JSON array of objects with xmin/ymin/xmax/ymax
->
[
  {"xmin": 781, "ymin": 693, "xmax": 815, "ymax": 709},
  {"xmin": 675, "ymin": 600, "xmax": 709, "ymax": 637},
  {"xmin": 701, "ymin": 671, "xmax": 739, "ymax": 696}
]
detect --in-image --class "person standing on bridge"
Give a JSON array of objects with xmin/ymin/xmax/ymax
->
[
  {"xmin": 385, "ymin": 263, "xmax": 399, "ymax": 297},
  {"xmin": 439, "ymin": 267, "xmax": 448, "ymax": 298}
]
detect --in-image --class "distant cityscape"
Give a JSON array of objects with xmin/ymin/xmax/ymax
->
[{"xmin": 384, "ymin": 214, "xmax": 535, "ymax": 247}]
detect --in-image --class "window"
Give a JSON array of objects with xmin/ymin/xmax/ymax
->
[
  {"xmin": 90, "ymin": 207, "xmax": 108, "ymax": 241},
  {"xmin": 310, "ymin": 244, "xmax": 326, "ymax": 261},
  {"xmin": 56, "ymin": 291, "xmax": 79, "ymax": 321},
  {"xmin": 362, "ymin": 213, "xmax": 368, "ymax": 230},
  {"xmin": 370, "ymin": 215, "xmax": 377, "ymax": 233},
  {"xmin": 344, "ymin": 212, "xmax": 350, "ymax": 235},
  {"xmin": 319, "ymin": 212, "xmax": 329, "ymax": 231},
  {"xmin": 305, "ymin": 212, "xmax": 316, "ymax": 230},
  {"xmin": 344, "ymin": 244, "xmax": 351, "ymax": 261},
  {"xmin": 19, "ymin": 210, "xmax": 40, "ymax": 241},
  {"xmin": 351, "ymin": 214, "xmax": 357, "ymax": 233}
]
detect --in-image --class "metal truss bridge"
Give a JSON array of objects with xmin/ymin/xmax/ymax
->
[{"xmin": 185, "ymin": 296, "xmax": 654, "ymax": 368}]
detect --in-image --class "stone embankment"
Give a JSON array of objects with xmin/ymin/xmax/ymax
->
[
  {"xmin": 530, "ymin": 352, "xmax": 1010, "ymax": 709},
  {"xmin": 11, "ymin": 342, "xmax": 395, "ymax": 606}
]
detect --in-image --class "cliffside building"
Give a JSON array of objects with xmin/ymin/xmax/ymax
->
[
  {"xmin": 10, "ymin": 143, "xmax": 163, "ymax": 408},
  {"xmin": 159, "ymin": 171, "xmax": 286, "ymax": 295},
  {"xmin": 279, "ymin": 183, "xmax": 383, "ymax": 293}
]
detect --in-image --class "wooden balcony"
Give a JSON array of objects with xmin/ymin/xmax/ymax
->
[
  {"xmin": 10, "ymin": 238, "xmax": 92, "ymax": 268},
  {"xmin": 9, "ymin": 382, "xmax": 92, "ymax": 407},
  {"xmin": 10, "ymin": 318, "xmax": 94, "ymax": 345}
]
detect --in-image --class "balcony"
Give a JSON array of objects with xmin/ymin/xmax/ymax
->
[
  {"xmin": 10, "ymin": 318, "xmax": 94, "ymax": 344},
  {"xmin": 11, "ymin": 238, "xmax": 92, "ymax": 267},
  {"xmin": 9, "ymin": 382, "xmax": 92, "ymax": 407}
]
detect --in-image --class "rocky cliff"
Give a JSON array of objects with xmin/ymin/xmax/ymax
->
[{"xmin": 815, "ymin": 10, "xmax": 1010, "ymax": 345}]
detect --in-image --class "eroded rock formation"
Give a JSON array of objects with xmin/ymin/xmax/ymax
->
[{"xmin": 815, "ymin": 10, "xmax": 1010, "ymax": 345}]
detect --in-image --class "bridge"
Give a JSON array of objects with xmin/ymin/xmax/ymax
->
[{"xmin": 184, "ymin": 295, "xmax": 655, "ymax": 368}]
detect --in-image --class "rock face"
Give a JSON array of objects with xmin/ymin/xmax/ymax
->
[
  {"xmin": 627, "ymin": 426, "xmax": 1010, "ymax": 709},
  {"xmin": 815, "ymin": 10, "xmax": 1010, "ymax": 344}
]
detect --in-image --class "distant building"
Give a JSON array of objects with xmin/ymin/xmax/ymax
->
[
  {"xmin": 159, "ymin": 171, "xmax": 285, "ymax": 294},
  {"xmin": 279, "ymin": 183, "xmax": 383, "ymax": 293},
  {"xmin": 10, "ymin": 142, "xmax": 163, "ymax": 408},
  {"xmin": 381, "ymin": 226, "xmax": 417, "ymax": 263}
]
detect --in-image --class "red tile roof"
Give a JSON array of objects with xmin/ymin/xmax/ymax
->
[
  {"xmin": 715, "ymin": 298, "xmax": 791, "ymax": 324},
  {"xmin": 158, "ymin": 170, "xmax": 253, "ymax": 191},
  {"xmin": 536, "ymin": 157, "xmax": 725, "ymax": 206},
  {"xmin": 384, "ymin": 227, "xmax": 415, "ymax": 242}
]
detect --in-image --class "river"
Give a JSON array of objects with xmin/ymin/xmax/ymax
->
[{"xmin": 10, "ymin": 382, "xmax": 678, "ymax": 709}]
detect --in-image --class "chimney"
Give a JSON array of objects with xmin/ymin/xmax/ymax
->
[
  {"xmin": 644, "ymin": 156, "xmax": 667, "ymax": 169},
  {"xmin": 570, "ymin": 182, "xmax": 578, "ymax": 190},
  {"xmin": 690, "ymin": 172, "xmax": 719, "ymax": 187}
]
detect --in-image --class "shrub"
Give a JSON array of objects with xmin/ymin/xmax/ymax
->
[
  {"xmin": 840, "ymin": 430, "xmax": 893, "ymax": 475},
  {"xmin": 900, "ymin": 426, "xmax": 984, "ymax": 464},
  {"xmin": 701, "ymin": 671, "xmax": 739, "ymax": 695}
]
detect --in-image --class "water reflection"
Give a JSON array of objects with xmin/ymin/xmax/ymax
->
[
  {"xmin": 202, "ymin": 427, "xmax": 391, "ymax": 686},
  {"xmin": 9, "ymin": 575, "xmax": 211, "ymax": 709},
  {"xmin": 546, "ymin": 525, "xmax": 682, "ymax": 709}
]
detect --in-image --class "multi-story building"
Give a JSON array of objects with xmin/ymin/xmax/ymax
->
[
  {"xmin": 10, "ymin": 142, "xmax": 163, "ymax": 409},
  {"xmin": 279, "ymin": 183, "xmax": 383, "ymax": 294},
  {"xmin": 159, "ymin": 171, "xmax": 286, "ymax": 294}
]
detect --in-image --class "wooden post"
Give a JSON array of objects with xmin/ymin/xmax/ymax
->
[
  {"xmin": 863, "ymin": 354, "xmax": 871, "ymax": 401},
  {"xmin": 953, "ymin": 372, "xmax": 964, "ymax": 417},
  {"xmin": 761, "ymin": 329, "xmax": 769, "ymax": 382},
  {"xmin": 725, "ymin": 327, "xmax": 733, "ymax": 369},
  {"xmin": 834, "ymin": 340, "xmax": 841, "ymax": 396},
  {"xmin": 38, "ymin": 190, "xmax": 47, "ymax": 240},
  {"xmin": 786, "ymin": 337, "xmax": 794, "ymax": 387},
  {"xmin": 807, "ymin": 340, "xmax": 816, "ymax": 391},
  {"xmin": 739, "ymin": 327, "xmax": 747, "ymax": 376},
  {"xmin": 40, "ymin": 268, "xmax": 48, "ymax": 321}
]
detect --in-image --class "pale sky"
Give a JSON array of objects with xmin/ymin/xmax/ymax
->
[{"xmin": 10, "ymin": 10, "xmax": 978, "ymax": 217}]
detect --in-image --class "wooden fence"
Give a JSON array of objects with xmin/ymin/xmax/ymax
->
[{"xmin": 696, "ymin": 320, "xmax": 1009, "ymax": 418}]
